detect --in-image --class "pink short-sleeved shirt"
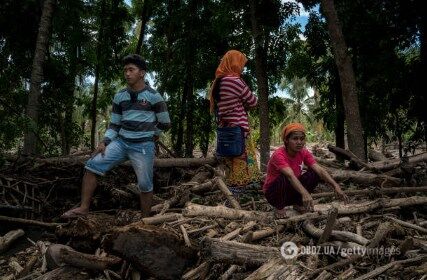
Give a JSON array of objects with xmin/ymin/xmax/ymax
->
[{"xmin": 263, "ymin": 146, "xmax": 316, "ymax": 192}]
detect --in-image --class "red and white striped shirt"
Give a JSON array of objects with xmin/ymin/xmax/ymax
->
[{"xmin": 217, "ymin": 76, "xmax": 258, "ymax": 132}]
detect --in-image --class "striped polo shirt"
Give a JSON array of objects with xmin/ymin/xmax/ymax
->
[
  {"xmin": 103, "ymin": 86, "xmax": 171, "ymax": 144},
  {"xmin": 217, "ymin": 76, "xmax": 258, "ymax": 132}
]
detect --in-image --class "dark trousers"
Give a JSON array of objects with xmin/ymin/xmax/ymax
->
[{"xmin": 265, "ymin": 169, "xmax": 320, "ymax": 210}]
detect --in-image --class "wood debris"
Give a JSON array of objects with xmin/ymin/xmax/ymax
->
[{"xmin": 0, "ymin": 146, "xmax": 426, "ymax": 279}]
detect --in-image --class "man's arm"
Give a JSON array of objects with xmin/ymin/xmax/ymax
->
[
  {"xmin": 93, "ymin": 97, "xmax": 122, "ymax": 156},
  {"xmin": 153, "ymin": 96, "xmax": 171, "ymax": 134},
  {"xmin": 280, "ymin": 167, "xmax": 314, "ymax": 211},
  {"xmin": 310, "ymin": 163, "xmax": 349, "ymax": 203},
  {"xmin": 103, "ymin": 98, "xmax": 122, "ymax": 145}
]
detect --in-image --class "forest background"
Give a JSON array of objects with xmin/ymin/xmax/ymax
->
[{"xmin": 0, "ymin": 0, "xmax": 425, "ymax": 171}]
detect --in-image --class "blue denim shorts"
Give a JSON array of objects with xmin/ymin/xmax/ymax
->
[{"xmin": 85, "ymin": 138, "xmax": 155, "ymax": 192}]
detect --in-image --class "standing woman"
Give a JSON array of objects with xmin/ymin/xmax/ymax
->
[{"xmin": 209, "ymin": 50, "xmax": 260, "ymax": 199}]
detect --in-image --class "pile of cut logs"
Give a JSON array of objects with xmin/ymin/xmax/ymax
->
[{"xmin": 0, "ymin": 145, "xmax": 426, "ymax": 279}]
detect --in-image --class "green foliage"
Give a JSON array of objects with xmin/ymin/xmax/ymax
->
[{"xmin": 0, "ymin": 0, "xmax": 425, "ymax": 156}]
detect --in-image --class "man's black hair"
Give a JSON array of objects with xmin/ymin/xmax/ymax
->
[{"xmin": 122, "ymin": 54, "xmax": 147, "ymax": 70}]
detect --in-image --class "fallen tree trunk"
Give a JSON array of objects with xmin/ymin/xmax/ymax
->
[
  {"xmin": 327, "ymin": 167, "xmax": 400, "ymax": 187},
  {"xmin": 0, "ymin": 229, "xmax": 25, "ymax": 253},
  {"xmin": 302, "ymin": 221, "xmax": 369, "ymax": 245},
  {"xmin": 104, "ymin": 222, "xmax": 197, "ymax": 280},
  {"xmin": 183, "ymin": 196, "xmax": 427, "ymax": 225},
  {"xmin": 34, "ymin": 155, "xmax": 218, "ymax": 168},
  {"xmin": 34, "ymin": 266, "xmax": 90, "ymax": 280},
  {"xmin": 353, "ymin": 255, "xmax": 427, "ymax": 280},
  {"xmin": 46, "ymin": 244, "xmax": 121, "ymax": 270},
  {"xmin": 0, "ymin": 215, "xmax": 63, "ymax": 228},
  {"xmin": 191, "ymin": 180, "xmax": 215, "ymax": 193},
  {"xmin": 327, "ymin": 144, "xmax": 370, "ymax": 170},
  {"xmin": 312, "ymin": 186, "xmax": 427, "ymax": 199},
  {"xmin": 367, "ymin": 152, "xmax": 427, "ymax": 171},
  {"xmin": 202, "ymin": 237, "xmax": 280, "ymax": 266},
  {"xmin": 183, "ymin": 203, "xmax": 270, "ymax": 221},
  {"xmin": 215, "ymin": 178, "xmax": 241, "ymax": 209},
  {"xmin": 385, "ymin": 216, "xmax": 427, "ymax": 234}
]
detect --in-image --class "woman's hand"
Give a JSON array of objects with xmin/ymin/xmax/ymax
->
[
  {"xmin": 302, "ymin": 193, "xmax": 314, "ymax": 211},
  {"xmin": 334, "ymin": 187, "xmax": 349, "ymax": 203}
]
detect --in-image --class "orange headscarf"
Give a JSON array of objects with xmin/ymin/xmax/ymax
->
[
  {"xmin": 209, "ymin": 50, "xmax": 248, "ymax": 113},
  {"xmin": 282, "ymin": 123, "xmax": 305, "ymax": 142}
]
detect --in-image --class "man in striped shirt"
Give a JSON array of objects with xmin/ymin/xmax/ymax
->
[{"xmin": 62, "ymin": 54, "xmax": 171, "ymax": 218}]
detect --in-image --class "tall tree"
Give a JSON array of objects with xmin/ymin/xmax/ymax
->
[
  {"xmin": 249, "ymin": 0, "xmax": 272, "ymax": 171},
  {"xmin": 320, "ymin": 0, "xmax": 366, "ymax": 160},
  {"xmin": 90, "ymin": 0, "xmax": 106, "ymax": 150},
  {"xmin": 134, "ymin": 0, "xmax": 153, "ymax": 54},
  {"xmin": 23, "ymin": 0, "xmax": 55, "ymax": 155}
]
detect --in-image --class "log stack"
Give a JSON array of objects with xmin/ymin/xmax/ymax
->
[{"xmin": 0, "ymin": 146, "xmax": 426, "ymax": 279}]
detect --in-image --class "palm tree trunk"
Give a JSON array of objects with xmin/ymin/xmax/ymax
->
[
  {"xmin": 23, "ymin": 0, "xmax": 55, "ymax": 155},
  {"xmin": 250, "ymin": 0, "xmax": 271, "ymax": 172},
  {"xmin": 321, "ymin": 0, "xmax": 366, "ymax": 160}
]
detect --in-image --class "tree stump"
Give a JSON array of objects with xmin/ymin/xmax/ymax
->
[{"xmin": 103, "ymin": 222, "xmax": 197, "ymax": 280}]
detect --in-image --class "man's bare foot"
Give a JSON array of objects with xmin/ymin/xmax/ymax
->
[
  {"xmin": 60, "ymin": 207, "xmax": 88, "ymax": 219},
  {"xmin": 274, "ymin": 208, "xmax": 288, "ymax": 219}
]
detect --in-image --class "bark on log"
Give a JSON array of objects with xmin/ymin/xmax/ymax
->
[
  {"xmin": 181, "ymin": 262, "xmax": 210, "ymax": 280},
  {"xmin": 249, "ymin": 225, "xmax": 285, "ymax": 242},
  {"xmin": 0, "ymin": 229, "xmax": 25, "ymax": 253},
  {"xmin": 302, "ymin": 220, "xmax": 369, "ymax": 245},
  {"xmin": 202, "ymin": 237, "xmax": 280, "ymax": 266},
  {"xmin": 368, "ymin": 148, "xmax": 387, "ymax": 162},
  {"xmin": 385, "ymin": 216, "xmax": 427, "ymax": 234},
  {"xmin": 46, "ymin": 244, "xmax": 121, "ymax": 270},
  {"xmin": 190, "ymin": 180, "xmax": 215, "ymax": 193},
  {"xmin": 142, "ymin": 213, "xmax": 183, "ymax": 225},
  {"xmin": 34, "ymin": 155, "xmax": 218, "ymax": 168},
  {"xmin": 312, "ymin": 186, "xmax": 427, "ymax": 199},
  {"xmin": 215, "ymin": 177, "xmax": 241, "ymax": 209},
  {"xmin": 183, "ymin": 203, "xmax": 270, "ymax": 221},
  {"xmin": 0, "ymin": 215, "xmax": 63, "ymax": 228},
  {"xmin": 317, "ymin": 208, "xmax": 338, "ymax": 244},
  {"xmin": 314, "ymin": 270, "xmax": 333, "ymax": 280},
  {"xmin": 353, "ymin": 255, "xmax": 427, "ymax": 280},
  {"xmin": 326, "ymin": 167, "xmax": 400, "ymax": 187},
  {"xmin": 104, "ymin": 222, "xmax": 197, "ymax": 280},
  {"xmin": 243, "ymin": 258, "xmax": 302, "ymax": 280},
  {"xmin": 308, "ymin": 222, "xmax": 393, "ymax": 278},
  {"xmin": 60, "ymin": 248, "xmax": 121, "ymax": 271},
  {"xmin": 367, "ymin": 152, "xmax": 427, "ymax": 171},
  {"xmin": 33, "ymin": 267, "xmax": 91, "ymax": 280},
  {"xmin": 183, "ymin": 196, "xmax": 427, "ymax": 224},
  {"xmin": 220, "ymin": 265, "xmax": 239, "ymax": 280},
  {"xmin": 327, "ymin": 144, "xmax": 370, "ymax": 170}
]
